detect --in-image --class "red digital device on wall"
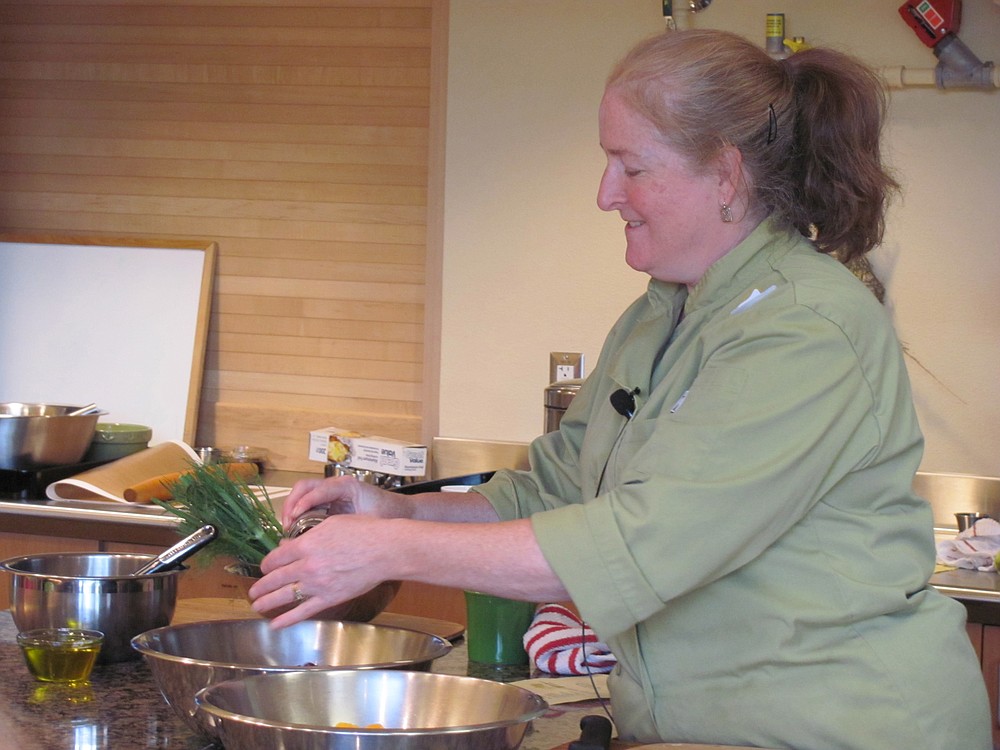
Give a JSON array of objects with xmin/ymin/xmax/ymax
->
[{"xmin": 898, "ymin": 0, "xmax": 962, "ymax": 47}]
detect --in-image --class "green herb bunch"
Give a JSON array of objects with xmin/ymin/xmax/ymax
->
[{"xmin": 153, "ymin": 462, "xmax": 284, "ymax": 567}]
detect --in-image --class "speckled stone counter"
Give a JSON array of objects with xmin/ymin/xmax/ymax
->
[
  {"xmin": 0, "ymin": 609, "xmax": 207, "ymax": 749},
  {"xmin": 0, "ymin": 609, "xmax": 600, "ymax": 750}
]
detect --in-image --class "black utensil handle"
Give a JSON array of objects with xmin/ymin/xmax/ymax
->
[{"xmin": 569, "ymin": 714, "xmax": 613, "ymax": 750}]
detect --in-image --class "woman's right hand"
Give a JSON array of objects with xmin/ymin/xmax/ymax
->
[{"xmin": 279, "ymin": 475, "xmax": 411, "ymax": 528}]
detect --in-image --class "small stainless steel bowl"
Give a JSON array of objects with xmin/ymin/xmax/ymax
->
[
  {"xmin": 0, "ymin": 552, "xmax": 181, "ymax": 663},
  {"xmin": 132, "ymin": 618, "xmax": 452, "ymax": 739},
  {"xmin": 195, "ymin": 669, "xmax": 547, "ymax": 750},
  {"xmin": 955, "ymin": 512, "xmax": 991, "ymax": 532}
]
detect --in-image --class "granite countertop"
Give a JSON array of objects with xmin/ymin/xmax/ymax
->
[
  {"xmin": 0, "ymin": 606, "xmax": 603, "ymax": 750},
  {"xmin": 0, "ymin": 609, "xmax": 207, "ymax": 750}
]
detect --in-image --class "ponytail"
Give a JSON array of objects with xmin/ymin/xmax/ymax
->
[{"xmin": 783, "ymin": 49, "xmax": 900, "ymax": 262}]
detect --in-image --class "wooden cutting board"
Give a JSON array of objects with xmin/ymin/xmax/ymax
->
[{"xmin": 172, "ymin": 597, "xmax": 465, "ymax": 641}]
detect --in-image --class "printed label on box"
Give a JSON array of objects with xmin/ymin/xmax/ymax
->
[{"xmin": 308, "ymin": 427, "xmax": 427, "ymax": 477}]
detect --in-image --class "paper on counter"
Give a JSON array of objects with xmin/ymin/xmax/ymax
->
[
  {"xmin": 46, "ymin": 440, "xmax": 200, "ymax": 503},
  {"xmin": 510, "ymin": 673, "xmax": 609, "ymax": 705},
  {"xmin": 44, "ymin": 441, "xmax": 289, "ymax": 505}
]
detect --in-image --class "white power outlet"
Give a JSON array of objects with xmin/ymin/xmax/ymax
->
[
  {"xmin": 555, "ymin": 364, "xmax": 576, "ymax": 381},
  {"xmin": 550, "ymin": 352, "xmax": 584, "ymax": 383}
]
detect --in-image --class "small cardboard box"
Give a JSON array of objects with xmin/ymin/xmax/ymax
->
[{"xmin": 308, "ymin": 427, "xmax": 428, "ymax": 477}]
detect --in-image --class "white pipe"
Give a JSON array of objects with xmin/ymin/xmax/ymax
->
[
  {"xmin": 880, "ymin": 66, "xmax": 937, "ymax": 88},
  {"xmin": 879, "ymin": 65, "xmax": 1000, "ymax": 89}
]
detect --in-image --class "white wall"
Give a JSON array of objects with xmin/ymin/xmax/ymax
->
[{"xmin": 440, "ymin": 0, "xmax": 1000, "ymax": 477}]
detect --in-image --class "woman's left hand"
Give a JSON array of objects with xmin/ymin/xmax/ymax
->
[{"xmin": 248, "ymin": 513, "xmax": 400, "ymax": 628}]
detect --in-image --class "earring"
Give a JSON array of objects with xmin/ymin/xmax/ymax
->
[{"xmin": 720, "ymin": 203, "xmax": 733, "ymax": 223}]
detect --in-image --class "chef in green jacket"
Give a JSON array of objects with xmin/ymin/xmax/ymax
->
[{"xmin": 252, "ymin": 29, "xmax": 992, "ymax": 749}]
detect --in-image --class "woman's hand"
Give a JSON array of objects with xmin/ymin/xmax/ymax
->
[
  {"xmin": 248, "ymin": 513, "xmax": 404, "ymax": 627},
  {"xmin": 251, "ymin": 478, "xmax": 568, "ymax": 628},
  {"xmin": 247, "ymin": 515, "xmax": 570, "ymax": 628},
  {"xmin": 279, "ymin": 475, "xmax": 412, "ymax": 528}
]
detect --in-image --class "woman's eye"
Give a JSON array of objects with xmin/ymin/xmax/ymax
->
[{"xmin": 624, "ymin": 168, "xmax": 642, "ymax": 177}]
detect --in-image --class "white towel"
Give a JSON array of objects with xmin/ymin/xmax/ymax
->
[
  {"xmin": 936, "ymin": 518, "xmax": 1000, "ymax": 571},
  {"xmin": 522, "ymin": 603, "xmax": 617, "ymax": 675}
]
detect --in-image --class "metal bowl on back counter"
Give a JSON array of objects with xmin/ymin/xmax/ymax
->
[
  {"xmin": 195, "ymin": 669, "xmax": 547, "ymax": 750},
  {"xmin": 132, "ymin": 618, "xmax": 452, "ymax": 739},
  {"xmin": 0, "ymin": 402, "xmax": 102, "ymax": 471}
]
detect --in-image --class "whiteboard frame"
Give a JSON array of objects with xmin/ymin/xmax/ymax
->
[{"xmin": 0, "ymin": 234, "xmax": 216, "ymax": 446}]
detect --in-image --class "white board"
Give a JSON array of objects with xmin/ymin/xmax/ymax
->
[{"xmin": 0, "ymin": 240, "xmax": 215, "ymax": 445}]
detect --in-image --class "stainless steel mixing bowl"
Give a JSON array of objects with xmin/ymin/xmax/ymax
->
[
  {"xmin": 0, "ymin": 552, "xmax": 181, "ymax": 663},
  {"xmin": 195, "ymin": 669, "xmax": 547, "ymax": 750},
  {"xmin": 132, "ymin": 618, "xmax": 453, "ymax": 739},
  {"xmin": 0, "ymin": 402, "xmax": 101, "ymax": 470}
]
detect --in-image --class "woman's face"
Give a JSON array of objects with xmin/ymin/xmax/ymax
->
[{"xmin": 597, "ymin": 90, "xmax": 729, "ymax": 285}]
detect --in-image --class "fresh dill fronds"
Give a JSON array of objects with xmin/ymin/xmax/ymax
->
[{"xmin": 153, "ymin": 462, "xmax": 284, "ymax": 566}]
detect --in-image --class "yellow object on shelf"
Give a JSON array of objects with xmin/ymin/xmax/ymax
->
[{"xmin": 784, "ymin": 37, "xmax": 811, "ymax": 54}]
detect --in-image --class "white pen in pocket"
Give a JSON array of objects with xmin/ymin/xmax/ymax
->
[{"xmin": 731, "ymin": 284, "xmax": 777, "ymax": 315}]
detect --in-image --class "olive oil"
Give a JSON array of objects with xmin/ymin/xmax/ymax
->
[{"xmin": 17, "ymin": 629, "xmax": 103, "ymax": 683}]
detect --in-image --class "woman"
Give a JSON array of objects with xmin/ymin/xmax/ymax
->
[{"xmin": 250, "ymin": 30, "xmax": 991, "ymax": 749}]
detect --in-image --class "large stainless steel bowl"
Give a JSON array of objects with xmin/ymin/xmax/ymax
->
[
  {"xmin": 132, "ymin": 618, "xmax": 453, "ymax": 739},
  {"xmin": 195, "ymin": 669, "xmax": 547, "ymax": 750},
  {"xmin": 0, "ymin": 402, "xmax": 101, "ymax": 470},
  {"xmin": 0, "ymin": 552, "xmax": 181, "ymax": 663}
]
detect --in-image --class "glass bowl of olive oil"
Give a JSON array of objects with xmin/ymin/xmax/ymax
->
[{"xmin": 17, "ymin": 628, "xmax": 104, "ymax": 683}]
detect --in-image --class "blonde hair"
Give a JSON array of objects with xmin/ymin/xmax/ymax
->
[{"xmin": 606, "ymin": 29, "xmax": 898, "ymax": 262}]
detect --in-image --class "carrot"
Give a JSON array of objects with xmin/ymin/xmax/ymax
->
[{"xmin": 123, "ymin": 462, "xmax": 259, "ymax": 503}]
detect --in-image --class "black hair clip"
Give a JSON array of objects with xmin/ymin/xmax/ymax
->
[{"xmin": 767, "ymin": 103, "xmax": 778, "ymax": 145}]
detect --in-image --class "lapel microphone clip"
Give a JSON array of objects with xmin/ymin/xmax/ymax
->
[{"xmin": 609, "ymin": 386, "xmax": 640, "ymax": 419}]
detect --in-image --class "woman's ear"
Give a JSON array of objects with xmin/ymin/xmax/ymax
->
[{"xmin": 716, "ymin": 144, "xmax": 744, "ymax": 207}]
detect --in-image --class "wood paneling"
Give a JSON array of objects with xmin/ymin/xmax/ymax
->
[{"xmin": 0, "ymin": 0, "xmax": 442, "ymax": 470}]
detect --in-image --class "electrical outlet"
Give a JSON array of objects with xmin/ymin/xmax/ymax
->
[{"xmin": 549, "ymin": 352, "xmax": 584, "ymax": 383}]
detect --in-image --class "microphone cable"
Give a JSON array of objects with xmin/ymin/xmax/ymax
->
[
  {"xmin": 595, "ymin": 386, "xmax": 640, "ymax": 496},
  {"xmin": 580, "ymin": 617, "xmax": 615, "ymax": 723},
  {"xmin": 580, "ymin": 385, "xmax": 641, "ymax": 725}
]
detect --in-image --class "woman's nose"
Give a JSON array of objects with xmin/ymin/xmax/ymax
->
[{"xmin": 596, "ymin": 168, "xmax": 620, "ymax": 212}]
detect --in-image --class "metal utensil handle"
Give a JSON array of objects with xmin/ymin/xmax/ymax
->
[
  {"xmin": 67, "ymin": 403, "xmax": 101, "ymax": 416},
  {"xmin": 133, "ymin": 524, "xmax": 217, "ymax": 575}
]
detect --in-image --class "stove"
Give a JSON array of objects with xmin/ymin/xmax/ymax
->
[{"xmin": 0, "ymin": 459, "xmax": 110, "ymax": 502}]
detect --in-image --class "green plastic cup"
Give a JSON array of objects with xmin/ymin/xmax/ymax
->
[{"xmin": 464, "ymin": 591, "xmax": 536, "ymax": 666}]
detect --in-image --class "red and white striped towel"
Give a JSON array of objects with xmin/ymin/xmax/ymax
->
[
  {"xmin": 937, "ymin": 517, "xmax": 1000, "ymax": 571},
  {"xmin": 522, "ymin": 603, "xmax": 617, "ymax": 675}
]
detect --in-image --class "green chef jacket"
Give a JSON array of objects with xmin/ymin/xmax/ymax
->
[{"xmin": 475, "ymin": 219, "xmax": 991, "ymax": 749}]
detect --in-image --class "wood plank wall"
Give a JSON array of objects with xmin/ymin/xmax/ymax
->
[{"xmin": 0, "ymin": 0, "xmax": 442, "ymax": 472}]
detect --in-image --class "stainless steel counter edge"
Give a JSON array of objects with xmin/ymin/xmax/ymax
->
[
  {"xmin": 0, "ymin": 499, "xmax": 179, "ymax": 527},
  {"xmin": 0, "ymin": 470, "xmax": 312, "ymax": 532},
  {"xmin": 930, "ymin": 582, "xmax": 1000, "ymax": 604}
]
